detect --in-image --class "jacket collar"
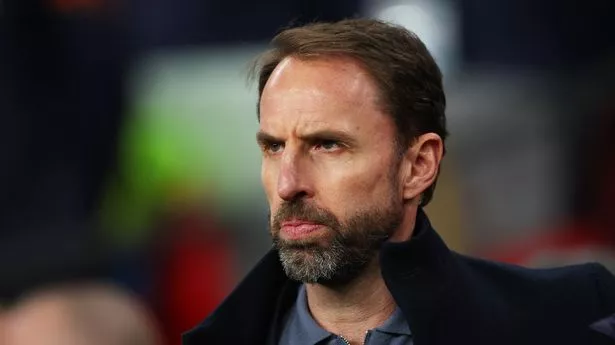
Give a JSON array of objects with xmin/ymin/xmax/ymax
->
[
  {"xmin": 183, "ymin": 208, "xmax": 463, "ymax": 345},
  {"xmin": 379, "ymin": 208, "xmax": 463, "ymax": 344}
]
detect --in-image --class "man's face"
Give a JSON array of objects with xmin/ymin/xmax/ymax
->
[{"xmin": 258, "ymin": 56, "xmax": 404, "ymax": 285}]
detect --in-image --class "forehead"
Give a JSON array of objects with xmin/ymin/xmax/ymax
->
[
  {"xmin": 259, "ymin": 56, "xmax": 391, "ymax": 134},
  {"xmin": 260, "ymin": 56, "xmax": 392, "ymax": 134}
]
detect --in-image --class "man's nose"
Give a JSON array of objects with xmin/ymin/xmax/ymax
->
[{"xmin": 277, "ymin": 151, "xmax": 313, "ymax": 201}]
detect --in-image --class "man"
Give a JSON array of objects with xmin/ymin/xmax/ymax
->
[{"xmin": 183, "ymin": 19, "xmax": 615, "ymax": 345}]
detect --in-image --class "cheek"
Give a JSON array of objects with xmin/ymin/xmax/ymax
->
[
  {"xmin": 317, "ymin": 156, "xmax": 393, "ymax": 208},
  {"xmin": 261, "ymin": 161, "xmax": 279, "ymax": 203}
]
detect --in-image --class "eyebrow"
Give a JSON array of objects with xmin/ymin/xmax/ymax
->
[
  {"xmin": 256, "ymin": 129, "xmax": 358, "ymax": 146},
  {"xmin": 256, "ymin": 131, "xmax": 281, "ymax": 145}
]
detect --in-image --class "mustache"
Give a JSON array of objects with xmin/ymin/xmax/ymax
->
[{"xmin": 271, "ymin": 200, "xmax": 341, "ymax": 233}]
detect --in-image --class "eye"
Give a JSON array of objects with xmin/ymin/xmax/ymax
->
[
  {"xmin": 263, "ymin": 142, "xmax": 284, "ymax": 154},
  {"xmin": 314, "ymin": 140, "xmax": 342, "ymax": 152},
  {"xmin": 270, "ymin": 143, "xmax": 283, "ymax": 152}
]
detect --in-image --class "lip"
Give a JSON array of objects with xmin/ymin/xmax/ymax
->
[{"xmin": 280, "ymin": 219, "xmax": 324, "ymax": 240}]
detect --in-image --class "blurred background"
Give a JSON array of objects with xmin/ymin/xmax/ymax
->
[{"xmin": 1, "ymin": 0, "xmax": 615, "ymax": 343}]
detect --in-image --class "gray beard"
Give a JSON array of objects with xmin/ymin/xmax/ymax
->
[
  {"xmin": 273, "ymin": 207, "xmax": 401, "ymax": 287},
  {"xmin": 277, "ymin": 236, "xmax": 372, "ymax": 286},
  {"xmin": 270, "ymin": 164, "xmax": 404, "ymax": 287}
]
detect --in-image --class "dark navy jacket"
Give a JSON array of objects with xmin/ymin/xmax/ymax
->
[{"xmin": 183, "ymin": 210, "xmax": 615, "ymax": 345}]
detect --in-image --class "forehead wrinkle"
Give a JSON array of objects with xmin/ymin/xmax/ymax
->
[
  {"xmin": 293, "ymin": 119, "xmax": 350, "ymax": 137},
  {"xmin": 265, "ymin": 86, "xmax": 379, "ymax": 128}
]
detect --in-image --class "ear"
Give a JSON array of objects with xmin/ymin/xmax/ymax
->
[{"xmin": 399, "ymin": 133, "xmax": 444, "ymax": 203}]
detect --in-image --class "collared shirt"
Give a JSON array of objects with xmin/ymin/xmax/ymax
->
[{"xmin": 278, "ymin": 284, "xmax": 413, "ymax": 345}]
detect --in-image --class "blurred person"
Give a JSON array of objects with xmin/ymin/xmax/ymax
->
[
  {"xmin": 0, "ymin": 0, "xmax": 126, "ymax": 301},
  {"xmin": 3, "ymin": 282, "xmax": 162, "ymax": 345},
  {"xmin": 183, "ymin": 19, "xmax": 615, "ymax": 345}
]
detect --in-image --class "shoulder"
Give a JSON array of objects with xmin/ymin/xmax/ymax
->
[
  {"xmin": 457, "ymin": 253, "xmax": 615, "ymax": 314},
  {"xmin": 460, "ymin": 254, "xmax": 611, "ymax": 281}
]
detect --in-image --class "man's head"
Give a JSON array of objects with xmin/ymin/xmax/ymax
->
[
  {"xmin": 2, "ymin": 283, "xmax": 162, "ymax": 345},
  {"xmin": 252, "ymin": 19, "xmax": 447, "ymax": 285}
]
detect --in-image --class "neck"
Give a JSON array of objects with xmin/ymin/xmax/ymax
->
[
  {"xmin": 305, "ymin": 256, "xmax": 396, "ymax": 345},
  {"xmin": 389, "ymin": 205, "xmax": 418, "ymax": 242},
  {"xmin": 303, "ymin": 206, "xmax": 418, "ymax": 344}
]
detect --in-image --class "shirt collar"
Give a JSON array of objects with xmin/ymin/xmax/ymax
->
[
  {"xmin": 294, "ymin": 284, "xmax": 412, "ymax": 343},
  {"xmin": 293, "ymin": 284, "xmax": 333, "ymax": 344},
  {"xmin": 374, "ymin": 305, "xmax": 412, "ymax": 336}
]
